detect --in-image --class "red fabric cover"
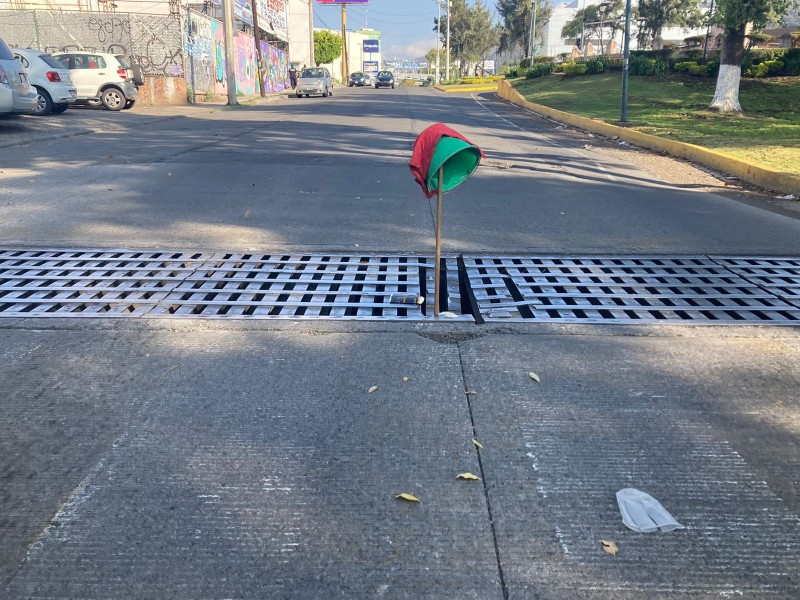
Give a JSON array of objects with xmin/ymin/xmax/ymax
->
[{"xmin": 408, "ymin": 123, "xmax": 485, "ymax": 198}]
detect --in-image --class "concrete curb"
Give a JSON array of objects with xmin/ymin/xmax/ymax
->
[
  {"xmin": 497, "ymin": 79, "xmax": 800, "ymax": 196},
  {"xmin": 433, "ymin": 84, "xmax": 498, "ymax": 93}
]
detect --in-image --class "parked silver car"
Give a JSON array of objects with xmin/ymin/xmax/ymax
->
[
  {"xmin": 0, "ymin": 36, "xmax": 37, "ymax": 116},
  {"xmin": 12, "ymin": 47, "xmax": 76, "ymax": 115},
  {"xmin": 296, "ymin": 67, "xmax": 333, "ymax": 98},
  {"xmin": 53, "ymin": 51, "xmax": 142, "ymax": 111}
]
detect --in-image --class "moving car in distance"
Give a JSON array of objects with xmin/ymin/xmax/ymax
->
[
  {"xmin": 53, "ymin": 51, "xmax": 142, "ymax": 111},
  {"xmin": 296, "ymin": 67, "xmax": 333, "ymax": 98},
  {"xmin": 348, "ymin": 72, "xmax": 372, "ymax": 87},
  {"xmin": 12, "ymin": 47, "xmax": 76, "ymax": 115},
  {"xmin": 0, "ymin": 36, "xmax": 38, "ymax": 116},
  {"xmin": 374, "ymin": 71, "xmax": 395, "ymax": 89}
]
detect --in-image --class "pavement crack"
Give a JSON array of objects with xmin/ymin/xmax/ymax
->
[{"xmin": 457, "ymin": 342, "xmax": 509, "ymax": 600}]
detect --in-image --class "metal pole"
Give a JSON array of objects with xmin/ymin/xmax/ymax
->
[
  {"xmin": 435, "ymin": 0, "xmax": 441, "ymax": 84},
  {"xmin": 251, "ymin": 0, "xmax": 266, "ymax": 97},
  {"xmin": 223, "ymin": 0, "xmax": 238, "ymax": 105},
  {"xmin": 620, "ymin": 0, "xmax": 632, "ymax": 122},
  {"xmin": 531, "ymin": 0, "xmax": 538, "ymax": 58},
  {"xmin": 434, "ymin": 165, "xmax": 443, "ymax": 318},
  {"xmin": 308, "ymin": 0, "xmax": 315, "ymax": 65},
  {"xmin": 445, "ymin": 0, "xmax": 450, "ymax": 81},
  {"xmin": 341, "ymin": 3, "xmax": 348, "ymax": 82}
]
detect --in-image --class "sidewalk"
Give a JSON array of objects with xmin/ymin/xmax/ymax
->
[{"xmin": 2, "ymin": 321, "xmax": 799, "ymax": 598}]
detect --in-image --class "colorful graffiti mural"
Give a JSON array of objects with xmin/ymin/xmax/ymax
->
[{"xmin": 184, "ymin": 9, "xmax": 287, "ymax": 98}]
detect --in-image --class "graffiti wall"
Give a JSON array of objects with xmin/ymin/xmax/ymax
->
[
  {"xmin": 0, "ymin": 10, "xmax": 182, "ymax": 77},
  {"xmin": 184, "ymin": 9, "xmax": 287, "ymax": 98}
]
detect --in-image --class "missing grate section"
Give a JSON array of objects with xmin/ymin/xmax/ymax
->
[
  {"xmin": 711, "ymin": 257, "xmax": 800, "ymax": 307},
  {"xmin": 0, "ymin": 249, "xmax": 469, "ymax": 321},
  {"xmin": 463, "ymin": 256, "xmax": 800, "ymax": 324}
]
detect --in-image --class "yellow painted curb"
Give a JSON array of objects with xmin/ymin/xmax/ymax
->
[
  {"xmin": 497, "ymin": 79, "xmax": 800, "ymax": 196},
  {"xmin": 433, "ymin": 84, "xmax": 497, "ymax": 93}
]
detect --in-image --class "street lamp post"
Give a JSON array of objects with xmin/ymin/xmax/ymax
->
[
  {"xmin": 529, "ymin": 0, "xmax": 537, "ymax": 58},
  {"xmin": 620, "ymin": 0, "xmax": 632, "ymax": 122},
  {"xmin": 435, "ymin": 0, "xmax": 441, "ymax": 84},
  {"xmin": 445, "ymin": 0, "xmax": 450, "ymax": 82}
]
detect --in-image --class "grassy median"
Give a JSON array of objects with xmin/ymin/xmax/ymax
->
[{"xmin": 513, "ymin": 73, "xmax": 800, "ymax": 174}]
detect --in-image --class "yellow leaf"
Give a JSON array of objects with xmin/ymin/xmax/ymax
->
[
  {"xmin": 600, "ymin": 540, "xmax": 618, "ymax": 556},
  {"xmin": 465, "ymin": 390, "xmax": 478, "ymax": 395},
  {"xmin": 368, "ymin": 385, "xmax": 378, "ymax": 393},
  {"xmin": 402, "ymin": 376, "xmax": 409, "ymax": 383},
  {"xmin": 472, "ymin": 438, "xmax": 483, "ymax": 449},
  {"xmin": 395, "ymin": 493, "xmax": 420, "ymax": 502},
  {"xmin": 456, "ymin": 473, "xmax": 481, "ymax": 481},
  {"xmin": 528, "ymin": 371, "xmax": 540, "ymax": 383}
]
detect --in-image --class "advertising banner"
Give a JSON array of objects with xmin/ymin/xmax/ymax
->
[
  {"xmin": 363, "ymin": 60, "xmax": 379, "ymax": 73},
  {"xmin": 363, "ymin": 39, "xmax": 379, "ymax": 53}
]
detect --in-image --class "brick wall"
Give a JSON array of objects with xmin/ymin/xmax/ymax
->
[{"xmin": 138, "ymin": 76, "xmax": 187, "ymax": 105}]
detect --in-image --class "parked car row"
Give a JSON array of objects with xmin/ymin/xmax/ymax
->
[
  {"xmin": 1, "ymin": 34, "xmax": 142, "ymax": 116},
  {"xmin": 347, "ymin": 71, "xmax": 396, "ymax": 89}
]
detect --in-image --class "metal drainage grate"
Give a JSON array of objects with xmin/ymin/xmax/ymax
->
[
  {"xmin": 463, "ymin": 256, "xmax": 800, "ymax": 324},
  {"xmin": 711, "ymin": 257, "xmax": 800, "ymax": 305},
  {"xmin": 0, "ymin": 249, "xmax": 468, "ymax": 320}
]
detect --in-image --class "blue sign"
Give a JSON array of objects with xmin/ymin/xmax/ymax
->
[{"xmin": 363, "ymin": 40, "xmax": 379, "ymax": 53}]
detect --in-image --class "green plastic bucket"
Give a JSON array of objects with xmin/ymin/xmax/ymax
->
[{"xmin": 426, "ymin": 136, "xmax": 482, "ymax": 194}]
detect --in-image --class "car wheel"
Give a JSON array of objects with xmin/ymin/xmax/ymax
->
[
  {"xmin": 33, "ymin": 87, "xmax": 53, "ymax": 115},
  {"xmin": 391, "ymin": 84, "xmax": 395, "ymax": 89},
  {"xmin": 101, "ymin": 87, "xmax": 126, "ymax": 111},
  {"xmin": 123, "ymin": 100, "xmax": 136, "ymax": 110},
  {"xmin": 329, "ymin": 87, "xmax": 333, "ymax": 97},
  {"xmin": 322, "ymin": 87, "xmax": 329, "ymax": 98},
  {"xmin": 51, "ymin": 103, "xmax": 69, "ymax": 114}
]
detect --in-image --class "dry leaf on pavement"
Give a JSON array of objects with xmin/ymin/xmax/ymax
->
[
  {"xmin": 600, "ymin": 540, "xmax": 618, "ymax": 556},
  {"xmin": 472, "ymin": 439, "xmax": 483, "ymax": 449},
  {"xmin": 456, "ymin": 473, "xmax": 481, "ymax": 481},
  {"xmin": 395, "ymin": 493, "xmax": 420, "ymax": 502},
  {"xmin": 402, "ymin": 376, "xmax": 409, "ymax": 383},
  {"xmin": 528, "ymin": 371, "xmax": 540, "ymax": 383},
  {"xmin": 368, "ymin": 385, "xmax": 378, "ymax": 393}
]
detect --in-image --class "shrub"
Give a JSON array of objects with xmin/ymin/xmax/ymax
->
[
  {"xmin": 504, "ymin": 64, "xmax": 520, "ymax": 77},
  {"xmin": 629, "ymin": 54, "xmax": 669, "ymax": 76},
  {"xmin": 674, "ymin": 61, "xmax": 698, "ymax": 72},
  {"xmin": 461, "ymin": 76, "xmax": 504, "ymax": 84},
  {"xmin": 784, "ymin": 48, "xmax": 800, "ymax": 75},
  {"xmin": 562, "ymin": 62, "xmax": 588, "ymax": 76},
  {"xmin": 524, "ymin": 62, "xmax": 554, "ymax": 79},
  {"xmin": 763, "ymin": 60, "xmax": 785, "ymax": 75},
  {"xmin": 688, "ymin": 64, "xmax": 709, "ymax": 76},
  {"xmin": 519, "ymin": 57, "xmax": 533, "ymax": 69},
  {"xmin": 584, "ymin": 55, "xmax": 609, "ymax": 74},
  {"xmin": 747, "ymin": 63, "xmax": 769, "ymax": 77}
]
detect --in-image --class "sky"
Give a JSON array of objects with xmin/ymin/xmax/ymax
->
[{"xmin": 313, "ymin": 0, "xmax": 485, "ymax": 60}]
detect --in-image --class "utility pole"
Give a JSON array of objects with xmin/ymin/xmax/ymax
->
[
  {"xmin": 223, "ymin": 0, "xmax": 238, "ymax": 105},
  {"xmin": 308, "ymin": 0, "xmax": 315, "ymax": 65},
  {"xmin": 531, "ymin": 0, "xmax": 538, "ymax": 58},
  {"xmin": 341, "ymin": 3, "xmax": 348, "ymax": 82},
  {"xmin": 620, "ymin": 0, "xmax": 632, "ymax": 122},
  {"xmin": 251, "ymin": 0, "xmax": 265, "ymax": 97},
  {"xmin": 435, "ymin": 0, "xmax": 441, "ymax": 84},
  {"xmin": 445, "ymin": 0, "xmax": 450, "ymax": 81}
]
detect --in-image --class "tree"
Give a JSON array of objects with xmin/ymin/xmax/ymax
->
[
  {"xmin": 637, "ymin": 0, "xmax": 703, "ymax": 49},
  {"xmin": 435, "ymin": 0, "xmax": 499, "ymax": 76},
  {"xmin": 709, "ymin": 0, "xmax": 791, "ymax": 112},
  {"xmin": 498, "ymin": 0, "xmax": 554, "ymax": 58},
  {"xmin": 313, "ymin": 30, "xmax": 342, "ymax": 67}
]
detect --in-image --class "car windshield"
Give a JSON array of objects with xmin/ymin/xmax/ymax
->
[
  {"xmin": 351, "ymin": 73, "xmax": 363, "ymax": 78},
  {"xmin": 378, "ymin": 71, "xmax": 392, "ymax": 77},
  {"xmin": 38, "ymin": 54, "xmax": 65, "ymax": 69},
  {"xmin": 301, "ymin": 68, "xmax": 324, "ymax": 78}
]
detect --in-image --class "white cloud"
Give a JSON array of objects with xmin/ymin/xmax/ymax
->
[{"xmin": 385, "ymin": 39, "xmax": 437, "ymax": 60}]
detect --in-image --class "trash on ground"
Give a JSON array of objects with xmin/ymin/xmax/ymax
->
[
  {"xmin": 616, "ymin": 488, "xmax": 685, "ymax": 533},
  {"xmin": 775, "ymin": 194, "xmax": 796, "ymax": 200},
  {"xmin": 368, "ymin": 385, "xmax": 378, "ymax": 393},
  {"xmin": 600, "ymin": 540, "xmax": 619, "ymax": 555}
]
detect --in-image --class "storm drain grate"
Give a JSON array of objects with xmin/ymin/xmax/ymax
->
[
  {"xmin": 711, "ymin": 257, "xmax": 800, "ymax": 306},
  {"xmin": 463, "ymin": 256, "xmax": 800, "ymax": 324},
  {"xmin": 0, "ymin": 249, "xmax": 467, "ymax": 320}
]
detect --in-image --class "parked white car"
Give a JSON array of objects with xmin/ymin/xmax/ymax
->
[
  {"xmin": 0, "ymin": 36, "xmax": 37, "ymax": 116},
  {"xmin": 12, "ymin": 47, "xmax": 76, "ymax": 115},
  {"xmin": 53, "ymin": 51, "xmax": 143, "ymax": 111},
  {"xmin": 296, "ymin": 67, "xmax": 333, "ymax": 98}
]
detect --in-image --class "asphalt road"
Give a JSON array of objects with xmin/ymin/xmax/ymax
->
[{"xmin": 2, "ymin": 87, "xmax": 800, "ymax": 599}]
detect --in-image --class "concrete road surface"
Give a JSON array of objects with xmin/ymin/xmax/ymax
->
[{"xmin": 2, "ymin": 86, "xmax": 799, "ymax": 599}]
